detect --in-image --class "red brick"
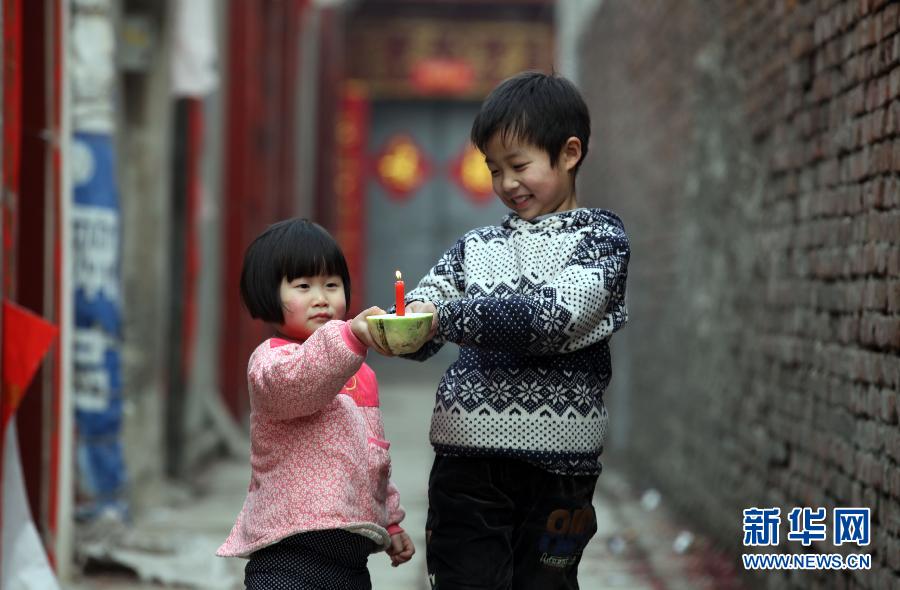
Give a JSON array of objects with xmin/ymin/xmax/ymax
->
[
  {"xmin": 888, "ymin": 246, "xmax": 900, "ymax": 275},
  {"xmin": 884, "ymin": 427, "xmax": 900, "ymax": 462},
  {"xmin": 879, "ymin": 141, "xmax": 893, "ymax": 172},
  {"xmin": 887, "ymin": 100, "xmax": 900, "ymax": 135},
  {"xmin": 858, "ymin": 17, "xmax": 874, "ymax": 48},
  {"xmin": 882, "ymin": 3, "xmax": 899, "ymax": 35},
  {"xmin": 873, "ymin": 315, "xmax": 900, "ymax": 348},
  {"xmin": 864, "ymin": 279, "xmax": 887, "ymax": 308},
  {"xmin": 848, "ymin": 84, "xmax": 866, "ymax": 115},
  {"xmin": 881, "ymin": 388, "xmax": 898, "ymax": 424},
  {"xmin": 886, "ymin": 465, "xmax": 900, "ymax": 499},
  {"xmin": 887, "ymin": 281, "xmax": 900, "ymax": 312}
]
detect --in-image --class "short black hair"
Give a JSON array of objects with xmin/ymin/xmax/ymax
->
[
  {"xmin": 471, "ymin": 71, "xmax": 590, "ymax": 174},
  {"xmin": 240, "ymin": 218, "xmax": 351, "ymax": 324}
]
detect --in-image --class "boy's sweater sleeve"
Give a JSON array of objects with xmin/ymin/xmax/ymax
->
[
  {"xmin": 399, "ymin": 238, "xmax": 467, "ymax": 361},
  {"xmin": 248, "ymin": 321, "xmax": 366, "ymax": 420},
  {"xmin": 436, "ymin": 228, "xmax": 630, "ymax": 355}
]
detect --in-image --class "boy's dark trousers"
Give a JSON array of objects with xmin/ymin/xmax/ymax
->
[{"xmin": 426, "ymin": 455, "xmax": 599, "ymax": 590}]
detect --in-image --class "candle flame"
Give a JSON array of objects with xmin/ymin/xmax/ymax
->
[{"xmin": 395, "ymin": 270, "xmax": 402, "ymax": 280}]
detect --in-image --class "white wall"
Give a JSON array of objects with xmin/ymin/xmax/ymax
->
[{"xmin": 555, "ymin": 0, "xmax": 604, "ymax": 82}]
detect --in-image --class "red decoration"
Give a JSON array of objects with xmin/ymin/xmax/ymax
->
[
  {"xmin": 450, "ymin": 142, "xmax": 494, "ymax": 205},
  {"xmin": 2, "ymin": 300, "xmax": 58, "ymax": 428},
  {"xmin": 410, "ymin": 58, "xmax": 476, "ymax": 96},
  {"xmin": 373, "ymin": 134, "xmax": 431, "ymax": 201},
  {"xmin": 333, "ymin": 82, "xmax": 370, "ymax": 317}
]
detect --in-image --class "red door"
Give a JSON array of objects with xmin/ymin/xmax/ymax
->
[
  {"xmin": 4, "ymin": 0, "xmax": 66, "ymax": 569},
  {"xmin": 220, "ymin": 0, "xmax": 308, "ymax": 422}
]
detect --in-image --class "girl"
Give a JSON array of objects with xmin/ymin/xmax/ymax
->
[{"xmin": 217, "ymin": 218, "xmax": 414, "ymax": 589}]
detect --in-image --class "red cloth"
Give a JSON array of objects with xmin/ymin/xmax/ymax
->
[{"xmin": 2, "ymin": 300, "xmax": 58, "ymax": 428}]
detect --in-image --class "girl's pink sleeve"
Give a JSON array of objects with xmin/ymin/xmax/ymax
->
[
  {"xmin": 385, "ymin": 479, "xmax": 405, "ymax": 532},
  {"xmin": 248, "ymin": 321, "xmax": 366, "ymax": 420}
]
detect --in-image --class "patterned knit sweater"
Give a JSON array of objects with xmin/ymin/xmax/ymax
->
[{"xmin": 403, "ymin": 208, "xmax": 629, "ymax": 475}]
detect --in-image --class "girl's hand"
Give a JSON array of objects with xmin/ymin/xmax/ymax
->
[
  {"xmin": 350, "ymin": 306, "xmax": 392, "ymax": 356},
  {"xmin": 386, "ymin": 531, "xmax": 415, "ymax": 567},
  {"xmin": 406, "ymin": 301, "xmax": 438, "ymax": 339}
]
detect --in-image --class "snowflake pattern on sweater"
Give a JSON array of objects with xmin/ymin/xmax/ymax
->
[{"xmin": 404, "ymin": 208, "xmax": 629, "ymax": 475}]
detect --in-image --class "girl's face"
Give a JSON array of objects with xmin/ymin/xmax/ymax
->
[{"xmin": 278, "ymin": 274, "xmax": 347, "ymax": 340}]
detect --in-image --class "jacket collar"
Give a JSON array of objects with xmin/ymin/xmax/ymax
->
[{"xmin": 501, "ymin": 207, "xmax": 625, "ymax": 232}]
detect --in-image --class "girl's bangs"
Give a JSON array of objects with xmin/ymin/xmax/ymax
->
[{"xmin": 281, "ymin": 239, "xmax": 344, "ymax": 282}]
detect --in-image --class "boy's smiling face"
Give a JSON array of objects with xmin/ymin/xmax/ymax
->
[{"xmin": 484, "ymin": 134, "xmax": 582, "ymax": 221}]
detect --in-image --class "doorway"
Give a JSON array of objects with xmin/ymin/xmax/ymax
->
[{"xmin": 364, "ymin": 100, "xmax": 507, "ymax": 383}]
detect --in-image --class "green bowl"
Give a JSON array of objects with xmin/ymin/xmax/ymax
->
[{"xmin": 366, "ymin": 312, "xmax": 433, "ymax": 355}]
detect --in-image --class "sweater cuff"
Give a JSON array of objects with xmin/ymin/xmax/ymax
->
[
  {"xmin": 386, "ymin": 524, "xmax": 404, "ymax": 536},
  {"xmin": 340, "ymin": 322, "xmax": 367, "ymax": 356},
  {"xmin": 435, "ymin": 299, "xmax": 457, "ymax": 342}
]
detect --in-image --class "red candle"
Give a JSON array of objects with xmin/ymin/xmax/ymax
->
[{"xmin": 395, "ymin": 270, "xmax": 405, "ymax": 316}]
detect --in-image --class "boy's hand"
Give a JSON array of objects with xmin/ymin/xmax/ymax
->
[
  {"xmin": 406, "ymin": 301, "xmax": 438, "ymax": 339},
  {"xmin": 350, "ymin": 306, "xmax": 392, "ymax": 356},
  {"xmin": 386, "ymin": 531, "xmax": 415, "ymax": 567}
]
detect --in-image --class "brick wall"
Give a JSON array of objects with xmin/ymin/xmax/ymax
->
[{"xmin": 577, "ymin": 1, "xmax": 900, "ymax": 588}]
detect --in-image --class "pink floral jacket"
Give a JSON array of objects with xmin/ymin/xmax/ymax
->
[{"xmin": 217, "ymin": 320, "xmax": 405, "ymax": 558}]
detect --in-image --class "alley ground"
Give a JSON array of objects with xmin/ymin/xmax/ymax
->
[{"xmin": 68, "ymin": 361, "xmax": 747, "ymax": 590}]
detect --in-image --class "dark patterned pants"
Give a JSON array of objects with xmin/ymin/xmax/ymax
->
[
  {"xmin": 245, "ymin": 529, "xmax": 377, "ymax": 590},
  {"xmin": 426, "ymin": 455, "xmax": 599, "ymax": 590}
]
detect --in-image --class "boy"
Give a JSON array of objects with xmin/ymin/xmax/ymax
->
[{"xmin": 401, "ymin": 71, "xmax": 630, "ymax": 589}]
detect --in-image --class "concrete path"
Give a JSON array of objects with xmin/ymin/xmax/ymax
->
[{"xmin": 67, "ymin": 372, "xmax": 745, "ymax": 589}]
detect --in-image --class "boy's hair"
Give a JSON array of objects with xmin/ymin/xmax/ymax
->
[
  {"xmin": 470, "ymin": 71, "xmax": 590, "ymax": 174},
  {"xmin": 240, "ymin": 218, "xmax": 351, "ymax": 324}
]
